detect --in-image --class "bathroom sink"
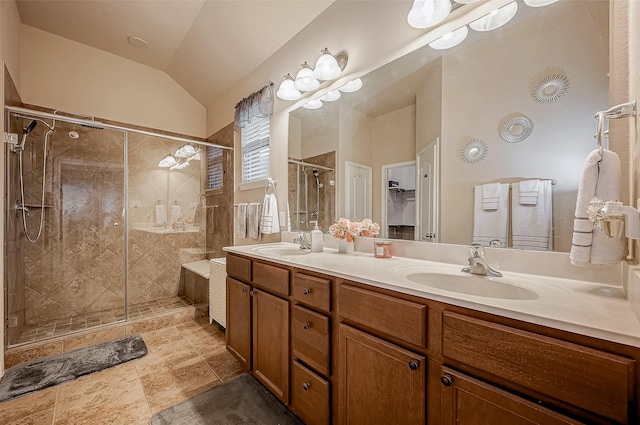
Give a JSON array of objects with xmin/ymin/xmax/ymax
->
[
  {"xmin": 253, "ymin": 244, "xmax": 311, "ymax": 256},
  {"xmin": 405, "ymin": 272, "xmax": 539, "ymax": 300}
]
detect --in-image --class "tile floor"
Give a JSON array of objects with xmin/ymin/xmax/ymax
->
[
  {"xmin": 14, "ymin": 296, "xmax": 193, "ymax": 345},
  {"xmin": 0, "ymin": 317, "xmax": 244, "ymax": 425}
]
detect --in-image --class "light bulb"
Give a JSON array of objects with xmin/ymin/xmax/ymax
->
[
  {"xmin": 314, "ymin": 48, "xmax": 342, "ymax": 80},
  {"xmin": 320, "ymin": 90, "xmax": 341, "ymax": 102},
  {"xmin": 294, "ymin": 63, "xmax": 319, "ymax": 91},
  {"xmin": 158, "ymin": 155, "xmax": 177, "ymax": 168},
  {"xmin": 407, "ymin": 0, "xmax": 451, "ymax": 29},
  {"xmin": 339, "ymin": 78, "xmax": 363, "ymax": 93},
  {"xmin": 302, "ymin": 99, "xmax": 323, "ymax": 110}
]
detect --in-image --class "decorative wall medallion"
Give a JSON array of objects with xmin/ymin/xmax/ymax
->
[
  {"xmin": 531, "ymin": 74, "xmax": 569, "ymax": 104},
  {"xmin": 500, "ymin": 114, "xmax": 533, "ymax": 143},
  {"xmin": 462, "ymin": 139, "xmax": 488, "ymax": 163}
]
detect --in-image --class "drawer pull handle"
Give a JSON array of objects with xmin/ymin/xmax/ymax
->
[
  {"xmin": 408, "ymin": 360, "xmax": 420, "ymax": 370},
  {"xmin": 303, "ymin": 322, "xmax": 312, "ymax": 330},
  {"xmin": 303, "ymin": 288, "xmax": 312, "ymax": 295},
  {"xmin": 302, "ymin": 382, "xmax": 311, "ymax": 390},
  {"xmin": 440, "ymin": 375, "xmax": 453, "ymax": 387}
]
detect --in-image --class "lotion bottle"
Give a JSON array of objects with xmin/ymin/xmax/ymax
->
[{"xmin": 310, "ymin": 221, "xmax": 323, "ymax": 253}]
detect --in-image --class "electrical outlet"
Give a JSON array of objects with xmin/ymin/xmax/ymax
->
[{"xmin": 4, "ymin": 132, "xmax": 18, "ymax": 146}]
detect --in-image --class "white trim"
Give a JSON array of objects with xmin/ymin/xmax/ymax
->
[
  {"xmin": 381, "ymin": 160, "xmax": 416, "ymax": 239},
  {"xmin": 416, "ymin": 138, "xmax": 440, "ymax": 242},
  {"xmin": 239, "ymin": 178, "xmax": 269, "ymax": 191}
]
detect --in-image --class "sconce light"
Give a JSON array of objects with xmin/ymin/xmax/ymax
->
[
  {"xmin": 302, "ymin": 99, "xmax": 323, "ymax": 110},
  {"xmin": 523, "ymin": 0, "xmax": 558, "ymax": 6},
  {"xmin": 428, "ymin": 26, "xmax": 469, "ymax": 50},
  {"xmin": 314, "ymin": 48, "xmax": 343, "ymax": 80},
  {"xmin": 320, "ymin": 90, "xmax": 341, "ymax": 102},
  {"xmin": 174, "ymin": 144, "xmax": 197, "ymax": 158},
  {"xmin": 469, "ymin": 1, "xmax": 518, "ymax": 32},
  {"xmin": 407, "ymin": 0, "xmax": 452, "ymax": 29},
  {"xmin": 295, "ymin": 62, "xmax": 320, "ymax": 91},
  {"xmin": 158, "ymin": 155, "xmax": 178, "ymax": 168},
  {"xmin": 339, "ymin": 78, "xmax": 363, "ymax": 93},
  {"xmin": 276, "ymin": 74, "xmax": 301, "ymax": 100}
]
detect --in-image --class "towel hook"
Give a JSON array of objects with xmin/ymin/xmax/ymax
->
[
  {"xmin": 265, "ymin": 178, "xmax": 277, "ymax": 195},
  {"xmin": 594, "ymin": 100, "xmax": 637, "ymax": 155}
]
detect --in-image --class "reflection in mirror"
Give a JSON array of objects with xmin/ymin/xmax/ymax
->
[{"xmin": 288, "ymin": 0, "xmax": 609, "ymax": 252}]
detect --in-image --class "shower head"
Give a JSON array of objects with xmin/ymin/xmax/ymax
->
[
  {"xmin": 24, "ymin": 120, "xmax": 38, "ymax": 136},
  {"xmin": 312, "ymin": 169, "xmax": 319, "ymax": 178}
]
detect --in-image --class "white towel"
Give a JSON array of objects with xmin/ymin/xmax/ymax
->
[
  {"xmin": 473, "ymin": 184, "xmax": 509, "ymax": 247},
  {"xmin": 519, "ymin": 179, "xmax": 539, "ymax": 205},
  {"xmin": 170, "ymin": 204, "xmax": 182, "ymax": 221},
  {"xmin": 286, "ymin": 201, "xmax": 291, "ymax": 232},
  {"xmin": 235, "ymin": 203, "xmax": 248, "ymax": 238},
  {"xmin": 260, "ymin": 193, "xmax": 280, "ymax": 235},
  {"xmin": 247, "ymin": 203, "xmax": 262, "ymax": 240},
  {"xmin": 570, "ymin": 149, "xmax": 626, "ymax": 265},
  {"xmin": 155, "ymin": 204, "xmax": 166, "ymax": 226},
  {"xmin": 482, "ymin": 183, "xmax": 501, "ymax": 211},
  {"xmin": 511, "ymin": 180, "xmax": 553, "ymax": 251}
]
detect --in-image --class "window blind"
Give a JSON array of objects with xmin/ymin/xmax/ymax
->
[
  {"xmin": 241, "ymin": 115, "xmax": 270, "ymax": 182},
  {"xmin": 206, "ymin": 146, "xmax": 224, "ymax": 190}
]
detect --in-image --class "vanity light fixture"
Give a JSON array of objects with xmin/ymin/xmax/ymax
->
[
  {"xmin": 338, "ymin": 78, "xmax": 363, "ymax": 93},
  {"xmin": 429, "ymin": 26, "xmax": 469, "ymax": 50},
  {"xmin": 407, "ymin": 0, "xmax": 452, "ymax": 29},
  {"xmin": 276, "ymin": 74, "xmax": 301, "ymax": 100},
  {"xmin": 302, "ymin": 99, "xmax": 323, "ymax": 110},
  {"xmin": 294, "ymin": 62, "xmax": 320, "ymax": 91},
  {"xmin": 320, "ymin": 90, "xmax": 341, "ymax": 102},
  {"xmin": 469, "ymin": 1, "xmax": 518, "ymax": 32},
  {"xmin": 523, "ymin": 0, "xmax": 558, "ymax": 7},
  {"xmin": 314, "ymin": 48, "xmax": 343, "ymax": 81},
  {"xmin": 174, "ymin": 144, "xmax": 197, "ymax": 158},
  {"xmin": 158, "ymin": 155, "xmax": 178, "ymax": 168}
]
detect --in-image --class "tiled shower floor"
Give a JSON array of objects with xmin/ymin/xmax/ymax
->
[{"xmin": 14, "ymin": 296, "xmax": 193, "ymax": 345}]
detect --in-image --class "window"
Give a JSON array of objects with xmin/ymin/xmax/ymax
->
[
  {"xmin": 241, "ymin": 115, "xmax": 270, "ymax": 182},
  {"xmin": 206, "ymin": 146, "xmax": 224, "ymax": 190}
]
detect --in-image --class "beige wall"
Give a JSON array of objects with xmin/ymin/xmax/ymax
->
[
  {"xmin": 20, "ymin": 25, "xmax": 206, "ymax": 138},
  {"xmin": 0, "ymin": 0, "xmax": 22, "ymax": 377}
]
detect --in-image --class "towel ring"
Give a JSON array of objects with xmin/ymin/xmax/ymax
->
[{"xmin": 265, "ymin": 179, "xmax": 277, "ymax": 195}]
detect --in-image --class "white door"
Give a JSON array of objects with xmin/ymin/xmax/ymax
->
[
  {"xmin": 345, "ymin": 161, "xmax": 372, "ymax": 221},
  {"xmin": 417, "ymin": 139, "xmax": 439, "ymax": 242}
]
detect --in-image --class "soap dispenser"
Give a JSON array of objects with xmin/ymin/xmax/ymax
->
[{"xmin": 310, "ymin": 221, "xmax": 323, "ymax": 253}]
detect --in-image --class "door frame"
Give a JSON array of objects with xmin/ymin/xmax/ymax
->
[
  {"xmin": 416, "ymin": 138, "xmax": 440, "ymax": 242},
  {"xmin": 381, "ymin": 160, "xmax": 416, "ymax": 239}
]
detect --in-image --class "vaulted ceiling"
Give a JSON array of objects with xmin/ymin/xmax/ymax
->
[{"xmin": 15, "ymin": 0, "xmax": 334, "ymax": 107}]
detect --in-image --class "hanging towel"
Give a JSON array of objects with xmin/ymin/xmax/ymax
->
[
  {"xmin": 155, "ymin": 204, "xmax": 167, "ymax": 226},
  {"xmin": 570, "ymin": 149, "xmax": 626, "ymax": 265},
  {"xmin": 260, "ymin": 193, "xmax": 280, "ymax": 235},
  {"xmin": 519, "ymin": 179, "xmax": 540, "ymax": 205},
  {"xmin": 512, "ymin": 180, "xmax": 553, "ymax": 251},
  {"xmin": 170, "ymin": 204, "xmax": 182, "ymax": 222},
  {"xmin": 482, "ymin": 183, "xmax": 501, "ymax": 211},
  {"xmin": 235, "ymin": 203, "xmax": 248, "ymax": 238},
  {"xmin": 473, "ymin": 184, "xmax": 509, "ymax": 247},
  {"xmin": 247, "ymin": 203, "xmax": 262, "ymax": 240}
]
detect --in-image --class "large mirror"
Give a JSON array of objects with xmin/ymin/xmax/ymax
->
[{"xmin": 288, "ymin": 0, "xmax": 609, "ymax": 253}]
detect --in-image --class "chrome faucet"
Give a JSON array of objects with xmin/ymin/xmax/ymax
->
[
  {"xmin": 293, "ymin": 232, "xmax": 311, "ymax": 250},
  {"xmin": 462, "ymin": 244, "xmax": 502, "ymax": 277}
]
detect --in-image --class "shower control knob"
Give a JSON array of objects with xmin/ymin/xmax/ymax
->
[{"xmin": 113, "ymin": 222, "xmax": 119, "ymax": 227}]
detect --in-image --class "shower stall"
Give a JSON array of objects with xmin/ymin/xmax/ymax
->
[
  {"xmin": 4, "ymin": 106, "xmax": 226, "ymax": 348},
  {"xmin": 288, "ymin": 156, "xmax": 335, "ymax": 232}
]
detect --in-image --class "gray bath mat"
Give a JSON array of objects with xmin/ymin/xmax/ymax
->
[
  {"xmin": 0, "ymin": 334, "xmax": 147, "ymax": 402},
  {"xmin": 149, "ymin": 373, "xmax": 304, "ymax": 425}
]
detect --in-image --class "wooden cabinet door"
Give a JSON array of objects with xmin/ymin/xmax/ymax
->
[
  {"xmin": 253, "ymin": 288, "xmax": 290, "ymax": 404},
  {"xmin": 440, "ymin": 367, "xmax": 584, "ymax": 425},
  {"xmin": 226, "ymin": 277, "xmax": 251, "ymax": 370},
  {"xmin": 339, "ymin": 324, "xmax": 425, "ymax": 425}
]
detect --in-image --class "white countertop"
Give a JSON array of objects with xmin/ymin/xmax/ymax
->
[{"xmin": 224, "ymin": 242, "xmax": 640, "ymax": 348}]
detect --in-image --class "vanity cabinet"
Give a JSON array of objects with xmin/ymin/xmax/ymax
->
[{"xmin": 225, "ymin": 254, "xmax": 290, "ymax": 404}]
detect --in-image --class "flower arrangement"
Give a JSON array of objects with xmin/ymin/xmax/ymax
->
[{"xmin": 329, "ymin": 217, "xmax": 380, "ymax": 241}]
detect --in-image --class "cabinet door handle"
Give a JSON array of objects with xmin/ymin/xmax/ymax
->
[
  {"xmin": 408, "ymin": 359, "xmax": 420, "ymax": 370},
  {"xmin": 303, "ymin": 322, "xmax": 311, "ymax": 330},
  {"xmin": 302, "ymin": 382, "xmax": 311, "ymax": 390},
  {"xmin": 440, "ymin": 374, "xmax": 453, "ymax": 387},
  {"xmin": 249, "ymin": 290, "xmax": 255, "ymax": 297},
  {"xmin": 303, "ymin": 288, "xmax": 312, "ymax": 295}
]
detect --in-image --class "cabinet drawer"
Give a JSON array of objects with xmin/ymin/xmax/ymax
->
[
  {"xmin": 293, "ymin": 272, "xmax": 331, "ymax": 313},
  {"xmin": 339, "ymin": 284, "xmax": 427, "ymax": 348},
  {"xmin": 226, "ymin": 254, "xmax": 251, "ymax": 282},
  {"xmin": 291, "ymin": 361, "xmax": 330, "ymax": 425},
  {"xmin": 292, "ymin": 305, "xmax": 330, "ymax": 376},
  {"xmin": 253, "ymin": 261, "xmax": 289, "ymax": 296},
  {"xmin": 442, "ymin": 311, "xmax": 635, "ymax": 424}
]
